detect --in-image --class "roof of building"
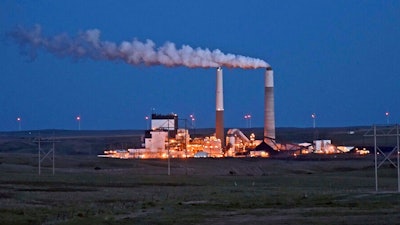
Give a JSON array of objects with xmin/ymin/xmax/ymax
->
[{"xmin": 253, "ymin": 141, "xmax": 277, "ymax": 154}]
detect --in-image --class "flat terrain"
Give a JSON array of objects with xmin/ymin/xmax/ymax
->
[
  {"xmin": 1, "ymin": 126, "xmax": 399, "ymax": 156},
  {"xmin": 0, "ymin": 153, "xmax": 399, "ymax": 225}
]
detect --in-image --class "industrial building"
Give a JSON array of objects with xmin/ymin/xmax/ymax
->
[{"xmin": 101, "ymin": 112, "xmax": 262, "ymax": 159}]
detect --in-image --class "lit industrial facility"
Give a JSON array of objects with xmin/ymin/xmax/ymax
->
[
  {"xmin": 100, "ymin": 112, "xmax": 261, "ymax": 159},
  {"xmin": 99, "ymin": 67, "xmax": 369, "ymax": 159}
]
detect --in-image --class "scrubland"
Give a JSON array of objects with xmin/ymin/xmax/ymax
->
[{"xmin": 0, "ymin": 153, "xmax": 399, "ymax": 225}]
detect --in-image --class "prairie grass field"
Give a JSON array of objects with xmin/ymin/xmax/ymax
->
[{"xmin": 0, "ymin": 153, "xmax": 399, "ymax": 225}]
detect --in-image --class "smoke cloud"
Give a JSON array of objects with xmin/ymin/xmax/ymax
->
[{"xmin": 8, "ymin": 25, "xmax": 269, "ymax": 69}]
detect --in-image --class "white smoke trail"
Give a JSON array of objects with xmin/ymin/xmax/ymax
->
[{"xmin": 8, "ymin": 25, "xmax": 269, "ymax": 69}]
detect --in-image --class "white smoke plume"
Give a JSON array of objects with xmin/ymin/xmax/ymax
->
[{"xmin": 8, "ymin": 25, "xmax": 269, "ymax": 69}]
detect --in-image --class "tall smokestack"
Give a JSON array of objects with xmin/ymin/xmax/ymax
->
[
  {"xmin": 216, "ymin": 67, "xmax": 225, "ymax": 147},
  {"xmin": 264, "ymin": 67, "xmax": 276, "ymax": 148}
]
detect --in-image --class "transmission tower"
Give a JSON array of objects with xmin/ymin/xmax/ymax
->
[{"xmin": 364, "ymin": 124, "xmax": 400, "ymax": 192}]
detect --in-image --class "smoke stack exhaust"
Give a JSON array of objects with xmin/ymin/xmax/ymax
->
[
  {"xmin": 216, "ymin": 67, "xmax": 225, "ymax": 147},
  {"xmin": 264, "ymin": 67, "xmax": 276, "ymax": 148},
  {"xmin": 8, "ymin": 25, "xmax": 269, "ymax": 69}
]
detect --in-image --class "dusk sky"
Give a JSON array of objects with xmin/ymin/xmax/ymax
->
[{"xmin": 1, "ymin": 0, "xmax": 399, "ymax": 131}]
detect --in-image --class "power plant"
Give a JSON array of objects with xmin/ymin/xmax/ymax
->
[
  {"xmin": 8, "ymin": 26, "xmax": 371, "ymax": 159},
  {"xmin": 100, "ymin": 66, "xmax": 280, "ymax": 158},
  {"xmin": 100, "ymin": 66, "xmax": 363, "ymax": 159}
]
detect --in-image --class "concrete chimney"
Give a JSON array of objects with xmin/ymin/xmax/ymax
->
[
  {"xmin": 216, "ymin": 67, "xmax": 225, "ymax": 147},
  {"xmin": 264, "ymin": 67, "xmax": 276, "ymax": 148}
]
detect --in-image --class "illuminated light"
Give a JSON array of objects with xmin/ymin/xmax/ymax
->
[{"xmin": 356, "ymin": 147, "xmax": 370, "ymax": 155}]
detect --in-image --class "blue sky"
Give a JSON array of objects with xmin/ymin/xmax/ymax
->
[{"xmin": 1, "ymin": 0, "xmax": 399, "ymax": 131}]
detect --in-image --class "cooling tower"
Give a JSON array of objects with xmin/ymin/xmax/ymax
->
[
  {"xmin": 216, "ymin": 67, "xmax": 225, "ymax": 147},
  {"xmin": 264, "ymin": 67, "xmax": 276, "ymax": 148}
]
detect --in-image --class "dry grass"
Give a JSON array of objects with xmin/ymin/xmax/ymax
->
[{"xmin": 0, "ymin": 153, "xmax": 399, "ymax": 225}]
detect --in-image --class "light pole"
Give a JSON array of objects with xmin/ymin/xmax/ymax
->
[
  {"xmin": 244, "ymin": 114, "xmax": 252, "ymax": 128},
  {"xmin": 145, "ymin": 116, "xmax": 149, "ymax": 130},
  {"xmin": 249, "ymin": 115, "xmax": 252, "ymax": 128},
  {"xmin": 189, "ymin": 114, "xmax": 196, "ymax": 136},
  {"xmin": 311, "ymin": 113, "xmax": 317, "ymax": 141},
  {"xmin": 17, "ymin": 117, "xmax": 21, "ymax": 131},
  {"xmin": 385, "ymin": 112, "xmax": 390, "ymax": 124},
  {"xmin": 189, "ymin": 114, "xmax": 195, "ymax": 129},
  {"xmin": 76, "ymin": 116, "xmax": 81, "ymax": 130},
  {"xmin": 311, "ymin": 113, "xmax": 316, "ymax": 128}
]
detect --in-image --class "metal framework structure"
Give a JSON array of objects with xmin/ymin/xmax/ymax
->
[
  {"xmin": 364, "ymin": 124, "xmax": 400, "ymax": 192},
  {"xmin": 166, "ymin": 118, "xmax": 188, "ymax": 176},
  {"xmin": 33, "ymin": 136, "xmax": 58, "ymax": 175}
]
